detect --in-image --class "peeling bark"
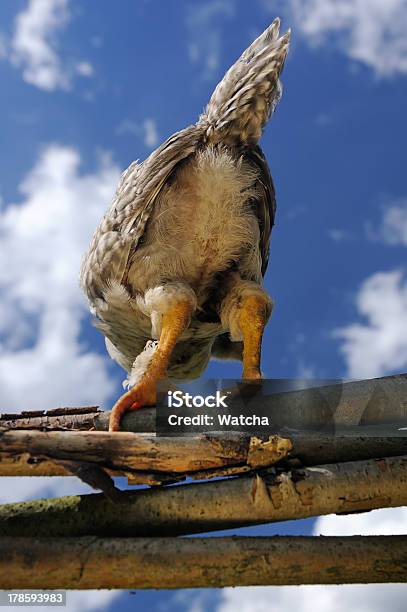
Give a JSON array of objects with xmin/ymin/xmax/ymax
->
[
  {"xmin": 0, "ymin": 430, "xmax": 293, "ymax": 479},
  {"xmin": 1, "ymin": 428, "xmax": 407, "ymax": 486}
]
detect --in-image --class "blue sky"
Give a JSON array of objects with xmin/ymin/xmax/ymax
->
[{"xmin": 0, "ymin": 1, "xmax": 407, "ymax": 611}]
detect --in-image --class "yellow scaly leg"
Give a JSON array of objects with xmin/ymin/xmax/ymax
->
[{"xmin": 109, "ymin": 299, "xmax": 193, "ymax": 432}]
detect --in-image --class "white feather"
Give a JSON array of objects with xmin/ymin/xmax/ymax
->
[{"xmin": 123, "ymin": 340, "xmax": 158, "ymax": 389}]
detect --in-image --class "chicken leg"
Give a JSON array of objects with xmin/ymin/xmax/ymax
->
[{"xmin": 109, "ymin": 298, "xmax": 194, "ymax": 431}]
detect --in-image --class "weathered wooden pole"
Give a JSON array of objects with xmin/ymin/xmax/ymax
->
[
  {"xmin": 1, "ymin": 428, "xmax": 407, "ymax": 484},
  {"xmin": 1, "ymin": 455, "xmax": 406, "ymax": 537},
  {"xmin": 0, "ymin": 536, "xmax": 406, "ymax": 589},
  {"xmin": 1, "ymin": 372, "xmax": 406, "ymax": 433},
  {"xmin": 0, "ymin": 430, "xmax": 292, "ymax": 479}
]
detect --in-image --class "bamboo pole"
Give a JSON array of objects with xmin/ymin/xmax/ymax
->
[
  {"xmin": 1, "ymin": 535, "xmax": 406, "ymax": 589},
  {"xmin": 1, "ymin": 455, "xmax": 406, "ymax": 537}
]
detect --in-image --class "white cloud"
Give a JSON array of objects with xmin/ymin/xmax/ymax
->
[
  {"xmin": 333, "ymin": 197, "xmax": 407, "ymax": 378},
  {"xmin": 0, "ymin": 145, "xmax": 123, "ymax": 611},
  {"xmin": 3, "ymin": 0, "xmax": 94, "ymax": 91},
  {"xmin": 296, "ymin": 361, "xmax": 317, "ymax": 379},
  {"xmin": 215, "ymin": 507, "xmax": 407, "ymax": 612},
  {"xmin": 75, "ymin": 60, "xmax": 94, "ymax": 77},
  {"xmin": 0, "ymin": 144, "xmax": 120, "ymax": 411},
  {"xmin": 185, "ymin": 0, "xmax": 235, "ymax": 80},
  {"xmin": 143, "ymin": 118, "xmax": 159, "ymax": 148},
  {"xmin": 377, "ymin": 198, "xmax": 407, "ymax": 246},
  {"xmin": 0, "ymin": 476, "xmax": 92, "ymax": 504},
  {"xmin": 288, "ymin": 0, "xmax": 407, "ymax": 77},
  {"xmin": 10, "ymin": 0, "xmax": 71, "ymax": 90},
  {"xmin": 116, "ymin": 117, "xmax": 159, "ymax": 149},
  {"xmin": 115, "ymin": 119, "xmax": 140, "ymax": 137},
  {"xmin": 216, "ymin": 583, "xmax": 407, "ymax": 612},
  {"xmin": 328, "ymin": 228, "xmax": 352, "ymax": 242},
  {"xmin": 334, "ymin": 270, "xmax": 407, "ymax": 378},
  {"xmin": 65, "ymin": 591, "xmax": 120, "ymax": 612},
  {"xmin": 315, "ymin": 506, "xmax": 407, "ymax": 536}
]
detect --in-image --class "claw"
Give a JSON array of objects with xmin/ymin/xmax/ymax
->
[
  {"xmin": 109, "ymin": 298, "xmax": 195, "ymax": 432},
  {"xmin": 109, "ymin": 386, "xmax": 153, "ymax": 432}
]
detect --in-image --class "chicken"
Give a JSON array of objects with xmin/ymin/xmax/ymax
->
[{"xmin": 80, "ymin": 18, "xmax": 290, "ymax": 431}]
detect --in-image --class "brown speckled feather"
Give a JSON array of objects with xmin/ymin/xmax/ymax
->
[
  {"xmin": 198, "ymin": 19, "xmax": 290, "ymax": 145},
  {"xmin": 80, "ymin": 18, "xmax": 290, "ymax": 380},
  {"xmin": 243, "ymin": 144, "xmax": 276, "ymax": 276},
  {"xmin": 80, "ymin": 125, "xmax": 204, "ymax": 301}
]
